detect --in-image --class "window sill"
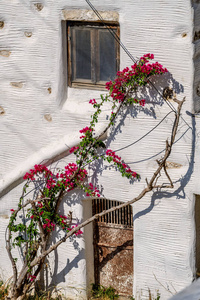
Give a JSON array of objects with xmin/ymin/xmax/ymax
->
[{"xmin": 70, "ymin": 82, "xmax": 107, "ymax": 91}]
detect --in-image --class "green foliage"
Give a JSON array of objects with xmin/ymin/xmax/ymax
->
[
  {"xmin": 91, "ymin": 284, "xmax": 119, "ymax": 300},
  {"xmin": 154, "ymin": 292, "xmax": 160, "ymax": 300},
  {"xmin": 0, "ymin": 281, "xmax": 8, "ymax": 299},
  {"xmin": 129, "ymin": 291, "xmax": 160, "ymax": 300},
  {"xmin": 25, "ymin": 292, "xmax": 62, "ymax": 300}
]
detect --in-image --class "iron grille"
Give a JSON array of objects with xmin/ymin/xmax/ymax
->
[{"xmin": 92, "ymin": 198, "xmax": 133, "ymax": 227}]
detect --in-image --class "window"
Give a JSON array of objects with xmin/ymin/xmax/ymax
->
[{"xmin": 67, "ymin": 21, "xmax": 120, "ymax": 89}]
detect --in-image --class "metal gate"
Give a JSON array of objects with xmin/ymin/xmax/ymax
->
[{"xmin": 92, "ymin": 199, "xmax": 133, "ymax": 296}]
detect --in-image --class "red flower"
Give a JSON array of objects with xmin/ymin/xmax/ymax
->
[
  {"xmin": 69, "ymin": 146, "xmax": 79, "ymax": 153},
  {"xmin": 89, "ymin": 99, "xmax": 97, "ymax": 105}
]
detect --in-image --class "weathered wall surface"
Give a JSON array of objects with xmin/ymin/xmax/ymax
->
[{"xmin": 0, "ymin": 0, "xmax": 198, "ymax": 299}]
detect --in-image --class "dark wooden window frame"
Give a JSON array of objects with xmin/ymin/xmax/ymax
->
[{"xmin": 67, "ymin": 21, "xmax": 120, "ymax": 90}]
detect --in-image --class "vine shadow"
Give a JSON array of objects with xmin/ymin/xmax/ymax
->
[
  {"xmin": 38, "ymin": 74, "xmax": 187, "ymax": 293},
  {"xmin": 133, "ymin": 111, "xmax": 195, "ymax": 222},
  {"xmin": 88, "ymin": 72, "xmax": 184, "ymax": 194}
]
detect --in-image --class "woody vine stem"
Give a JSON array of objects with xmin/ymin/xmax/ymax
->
[{"xmin": 6, "ymin": 54, "xmax": 184, "ymax": 299}]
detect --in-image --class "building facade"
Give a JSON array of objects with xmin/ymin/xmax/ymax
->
[{"xmin": 0, "ymin": 0, "xmax": 199, "ymax": 299}]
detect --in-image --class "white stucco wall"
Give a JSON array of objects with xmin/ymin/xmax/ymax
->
[{"xmin": 0, "ymin": 0, "xmax": 199, "ymax": 299}]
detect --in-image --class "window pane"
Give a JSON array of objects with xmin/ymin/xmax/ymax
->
[
  {"xmin": 72, "ymin": 27, "xmax": 91, "ymax": 80},
  {"xmin": 99, "ymin": 29, "xmax": 117, "ymax": 82}
]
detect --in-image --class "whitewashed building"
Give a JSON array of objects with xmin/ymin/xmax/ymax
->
[{"xmin": 0, "ymin": 0, "xmax": 200, "ymax": 299}]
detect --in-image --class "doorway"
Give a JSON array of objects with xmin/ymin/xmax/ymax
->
[{"xmin": 92, "ymin": 198, "xmax": 133, "ymax": 296}]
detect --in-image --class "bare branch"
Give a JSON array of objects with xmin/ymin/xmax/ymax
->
[
  {"xmin": 6, "ymin": 229, "xmax": 17, "ymax": 290},
  {"xmin": 163, "ymin": 164, "xmax": 173, "ymax": 188},
  {"xmin": 147, "ymin": 97, "xmax": 185, "ymax": 189},
  {"xmin": 153, "ymin": 273, "xmax": 174, "ymax": 295}
]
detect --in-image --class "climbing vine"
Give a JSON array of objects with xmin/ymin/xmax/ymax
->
[{"xmin": 6, "ymin": 54, "xmax": 182, "ymax": 300}]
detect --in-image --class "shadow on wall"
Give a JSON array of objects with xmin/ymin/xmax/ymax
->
[
  {"xmin": 89, "ymin": 72, "xmax": 184, "ymax": 191},
  {"xmin": 2, "ymin": 64, "xmax": 189, "ymax": 294},
  {"xmin": 0, "ymin": 67, "xmax": 183, "ymax": 199},
  {"xmin": 169, "ymin": 277, "xmax": 200, "ymax": 300},
  {"xmin": 49, "ymin": 248, "xmax": 85, "ymax": 288},
  {"xmin": 133, "ymin": 111, "xmax": 195, "ymax": 221},
  {"xmin": 39, "ymin": 74, "xmax": 192, "ymax": 293},
  {"xmin": 41, "ymin": 188, "xmax": 86, "ymax": 292}
]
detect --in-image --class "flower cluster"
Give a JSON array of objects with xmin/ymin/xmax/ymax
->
[
  {"xmin": 79, "ymin": 126, "xmax": 93, "ymax": 139},
  {"xmin": 105, "ymin": 79, "xmax": 125, "ymax": 102},
  {"xmin": 23, "ymin": 164, "xmax": 53, "ymax": 181},
  {"xmin": 85, "ymin": 182, "xmax": 100, "ymax": 197},
  {"xmin": 69, "ymin": 146, "xmax": 79, "ymax": 153},
  {"xmin": 46, "ymin": 176, "xmax": 56, "ymax": 190},
  {"xmin": 35, "ymin": 201, "xmax": 44, "ymax": 216},
  {"xmin": 61, "ymin": 163, "xmax": 78, "ymax": 177},
  {"xmin": 80, "ymin": 127, "xmax": 92, "ymax": 134},
  {"xmin": 139, "ymin": 99, "xmax": 145, "ymax": 106},
  {"xmin": 142, "ymin": 53, "xmax": 154, "ymax": 60},
  {"xmin": 105, "ymin": 53, "xmax": 168, "ymax": 103},
  {"xmin": 56, "ymin": 214, "xmax": 68, "ymax": 230},
  {"xmin": 89, "ymin": 99, "xmax": 97, "ymax": 105},
  {"xmin": 106, "ymin": 149, "xmax": 139, "ymax": 178},
  {"xmin": 37, "ymin": 201, "xmax": 43, "ymax": 208},
  {"xmin": 24, "ymin": 163, "xmax": 89, "ymax": 193},
  {"xmin": 59, "ymin": 215, "xmax": 67, "ymax": 229},
  {"xmin": 55, "ymin": 215, "xmax": 83, "ymax": 236},
  {"xmin": 23, "ymin": 164, "xmax": 59, "ymax": 191},
  {"xmin": 43, "ymin": 218, "xmax": 55, "ymax": 232},
  {"xmin": 59, "ymin": 163, "xmax": 88, "ymax": 190},
  {"xmin": 68, "ymin": 225, "xmax": 83, "ymax": 236},
  {"xmin": 28, "ymin": 274, "xmax": 36, "ymax": 282},
  {"xmin": 21, "ymin": 163, "xmax": 91, "ymax": 234}
]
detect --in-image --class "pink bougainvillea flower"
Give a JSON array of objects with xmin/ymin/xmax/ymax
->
[
  {"xmin": 105, "ymin": 54, "xmax": 168, "ymax": 104},
  {"xmin": 68, "ymin": 225, "xmax": 83, "ymax": 236},
  {"xmin": 37, "ymin": 201, "xmax": 43, "ymax": 208},
  {"xmin": 28, "ymin": 274, "xmax": 36, "ymax": 282},
  {"xmin": 69, "ymin": 146, "xmax": 79, "ymax": 153},
  {"xmin": 106, "ymin": 149, "xmax": 139, "ymax": 178},
  {"xmin": 23, "ymin": 164, "xmax": 53, "ymax": 181},
  {"xmin": 139, "ymin": 99, "xmax": 145, "ymax": 106},
  {"xmin": 89, "ymin": 99, "xmax": 97, "ymax": 105}
]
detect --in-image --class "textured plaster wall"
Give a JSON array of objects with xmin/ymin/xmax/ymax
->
[{"xmin": 0, "ymin": 0, "xmax": 198, "ymax": 299}]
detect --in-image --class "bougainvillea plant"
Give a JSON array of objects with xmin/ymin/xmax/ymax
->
[{"xmin": 6, "ymin": 54, "xmax": 183, "ymax": 300}]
